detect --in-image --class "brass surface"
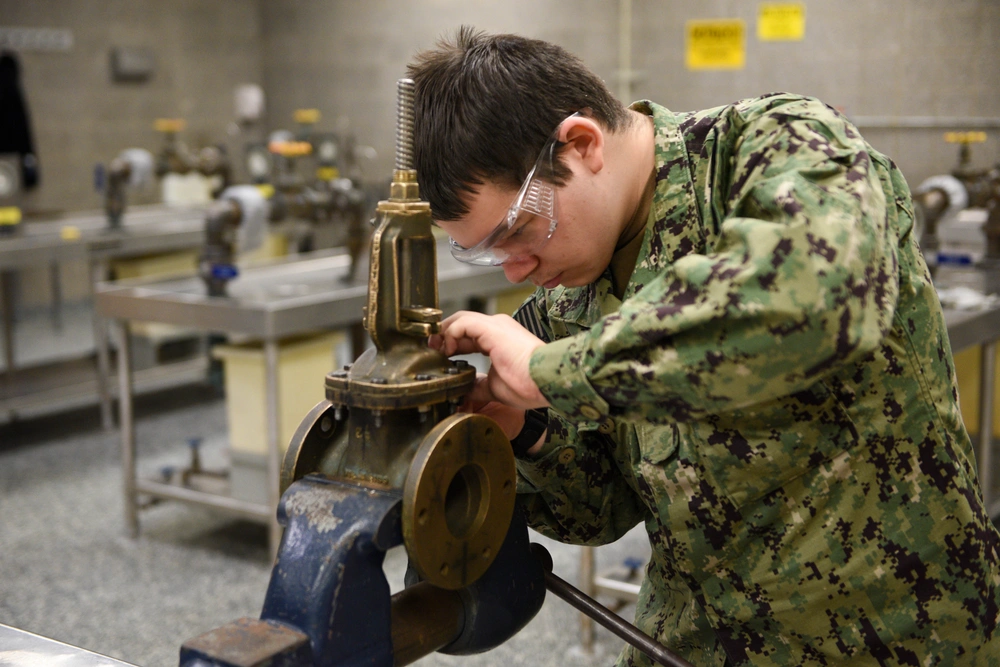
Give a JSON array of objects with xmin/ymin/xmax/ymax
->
[
  {"xmin": 390, "ymin": 582, "xmax": 465, "ymax": 665},
  {"xmin": 280, "ymin": 400, "xmax": 343, "ymax": 496},
  {"xmin": 280, "ymin": 87, "xmax": 511, "ymax": 598},
  {"xmin": 402, "ymin": 413, "xmax": 516, "ymax": 590}
]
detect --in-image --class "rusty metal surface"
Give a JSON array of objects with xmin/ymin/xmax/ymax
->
[{"xmin": 180, "ymin": 617, "xmax": 311, "ymax": 667}]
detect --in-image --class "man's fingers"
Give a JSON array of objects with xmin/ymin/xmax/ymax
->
[
  {"xmin": 467, "ymin": 374, "xmax": 497, "ymax": 406},
  {"xmin": 441, "ymin": 313, "xmax": 497, "ymax": 355}
]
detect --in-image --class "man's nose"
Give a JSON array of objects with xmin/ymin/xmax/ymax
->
[{"xmin": 502, "ymin": 256, "xmax": 538, "ymax": 284}]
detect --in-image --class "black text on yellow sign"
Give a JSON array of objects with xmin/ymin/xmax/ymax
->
[
  {"xmin": 686, "ymin": 20, "xmax": 746, "ymax": 70},
  {"xmin": 758, "ymin": 3, "xmax": 806, "ymax": 41}
]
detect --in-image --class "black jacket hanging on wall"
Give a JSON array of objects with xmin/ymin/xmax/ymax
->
[{"xmin": 0, "ymin": 50, "xmax": 39, "ymax": 189}]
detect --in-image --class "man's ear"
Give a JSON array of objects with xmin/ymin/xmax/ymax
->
[{"xmin": 559, "ymin": 117, "xmax": 604, "ymax": 175}]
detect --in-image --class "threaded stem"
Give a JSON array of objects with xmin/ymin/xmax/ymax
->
[{"xmin": 395, "ymin": 79, "xmax": 415, "ymax": 171}]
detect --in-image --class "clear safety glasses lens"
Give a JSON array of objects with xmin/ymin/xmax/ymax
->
[
  {"xmin": 450, "ymin": 116, "xmax": 576, "ymax": 266},
  {"xmin": 449, "ymin": 167, "xmax": 557, "ymax": 266}
]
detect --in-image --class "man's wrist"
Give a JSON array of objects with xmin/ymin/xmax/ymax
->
[{"xmin": 510, "ymin": 408, "xmax": 548, "ymax": 457}]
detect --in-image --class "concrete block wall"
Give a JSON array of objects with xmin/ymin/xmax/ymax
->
[
  {"xmin": 4, "ymin": 0, "xmax": 997, "ymax": 218},
  {"xmin": 0, "ymin": 0, "xmax": 265, "ymax": 304},
  {"xmin": 260, "ymin": 0, "xmax": 619, "ymax": 192},
  {"xmin": 263, "ymin": 0, "xmax": 1000, "ymax": 193},
  {"xmin": 1, "ymin": 1, "xmax": 998, "ymax": 306}
]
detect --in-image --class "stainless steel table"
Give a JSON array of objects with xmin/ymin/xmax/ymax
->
[
  {"xmin": 0, "ymin": 204, "xmax": 206, "ymax": 270},
  {"xmin": 0, "ymin": 623, "xmax": 138, "ymax": 666},
  {"xmin": 0, "ymin": 204, "xmax": 207, "ymax": 426},
  {"xmin": 95, "ymin": 244, "xmax": 513, "ymax": 554},
  {"xmin": 943, "ymin": 305, "xmax": 1000, "ymax": 516}
]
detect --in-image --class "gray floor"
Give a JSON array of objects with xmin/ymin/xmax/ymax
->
[{"xmin": 0, "ymin": 306, "xmax": 652, "ymax": 667}]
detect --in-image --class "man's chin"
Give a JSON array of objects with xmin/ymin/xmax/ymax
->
[{"xmin": 530, "ymin": 273, "xmax": 565, "ymax": 289}]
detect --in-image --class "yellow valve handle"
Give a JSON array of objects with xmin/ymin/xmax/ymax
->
[
  {"xmin": 268, "ymin": 140, "xmax": 313, "ymax": 158},
  {"xmin": 60, "ymin": 225, "xmax": 81, "ymax": 241},
  {"xmin": 255, "ymin": 184, "xmax": 275, "ymax": 199},
  {"xmin": 154, "ymin": 118, "xmax": 187, "ymax": 133},
  {"xmin": 0, "ymin": 207, "xmax": 21, "ymax": 225},
  {"xmin": 293, "ymin": 108, "xmax": 321, "ymax": 125},
  {"xmin": 944, "ymin": 131, "xmax": 987, "ymax": 145},
  {"xmin": 316, "ymin": 167, "xmax": 339, "ymax": 181}
]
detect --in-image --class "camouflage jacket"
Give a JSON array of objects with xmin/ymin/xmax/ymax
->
[{"xmin": 514, "ymin": 95, "xmax": 1000, "ymax": 666}]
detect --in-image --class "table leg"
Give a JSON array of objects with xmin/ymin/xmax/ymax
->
[
  {"xmin": 50, "ymin": 261, "xmax": 62, "ymax": 331},
  {"xmin": 93, "ymin": 261, "xmax": 114, "ymax": 430},
  {"xmin": 978, "ymin": 342, "xmax": 996, "ymax": 515},
  {"xmin": 579, "ymin": 546, "xmax": 596, "ymax": 653},
  {"xmin": 264, "ymin": 338, "xmax": 283, "ymax": 559},
  {"xmin": 1, "ymin": 270, "xmax": 15, "ymax": 377},
  {"xmin": 114, "ymin": 319, "xmax": 139, "ymax": 538}
]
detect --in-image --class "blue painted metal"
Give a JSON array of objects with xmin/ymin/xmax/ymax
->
[
  {"xmin": 436, "ymin": 507, "xmax": 546, "ymax": 655},
  {"xmin": 261, "ymin": 475, "xmax": 403, "ymax": 667},
  {"xmin": 210, "ymin": 264, "xmax": 239, "ymax": 280},
  {"xmin": 179, "ymin": 482, "xmax": 547, "ymax": 666}
]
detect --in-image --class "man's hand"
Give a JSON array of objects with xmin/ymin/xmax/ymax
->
[
  {"xmin": 429, "ymin": 311, "xmax": 550, "ymax": 410},
  {"xmin": 458, "ymin": 378, "xmax": 526, "ymax": 439}
]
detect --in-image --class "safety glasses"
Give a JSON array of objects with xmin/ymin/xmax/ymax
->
[{"xmin": 450, "ymin": 113, "xmax": 581, "ymax": 266}]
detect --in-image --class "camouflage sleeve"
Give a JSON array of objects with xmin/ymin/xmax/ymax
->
[
  {"xmin": 513, "ymin": 292, "xmax": 651, "ymax": 545},
  {"xmin": 531, "ymin": 101, "xmax": 900, "ymax": 425}
]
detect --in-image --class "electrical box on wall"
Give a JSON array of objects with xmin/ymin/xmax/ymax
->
[{"xmin": 110, "ymin": 47, "xmax": 155, "ymax": 83}]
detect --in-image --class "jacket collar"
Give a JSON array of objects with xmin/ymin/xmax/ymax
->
[{"xmin": 546, "ymin": 101, "xmax": 703, "ymax": 329}]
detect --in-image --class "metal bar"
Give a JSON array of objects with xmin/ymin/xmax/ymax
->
[
  {"xmin": 390, "ymin": 582, "xmax": 465, "ymax": 666},
  {"xmin": 92, "ymin": 261, "xmax": 114, "ymax": 430},
  {"xmin": 851, "ymin": 116, "xmax": 1000, "ymax": 130},
  {"xmin": 264, "ymin": 338, "xmax": 283, "ymax": 558},
  {"xmin": 134, "ymin": 479, "xmax": 270, "ymax": 520},
  {"xmin": 114, "ymin": 319, "xmax": 139, "ymax": 538},
  {"xmin": 979, "ymin": 342, "xmax": 997, "ymax": 513},
  {"xmin": 543, "ymin": 569, "xmax": 693, "ymax": 667}
]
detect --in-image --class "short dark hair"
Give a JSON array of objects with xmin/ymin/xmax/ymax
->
[{"xmin": 407, "ymin": 26, "xmax": 631, "ymax": 221}]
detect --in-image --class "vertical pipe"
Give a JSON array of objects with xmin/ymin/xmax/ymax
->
[
  {"xmin": 1, "ymin": 270, "xmax": 15, "ymax": 377},
  {"xmin": 50, "ymin": 261, "xmax": 62, "ymax": 330},
  {"xmin": 264, "ymin": 338, "xmax": 283, "ymax": 559},
  {"xmin": 93, "ymin": 261, "xmax": 114, "ymax": 430},
  {"xmin": 617, "ymin": 0, "xmax": 633, "ymax": 103},
  {"xmin": 978, "ymin": 342, "xmax": 996, "ymax": 514},
  {"xmin": 0, "ymin": 270, "xmax": 14, "ymax": 422},
  {"xmin": 115, "ymin": 319, "xmax": 139, "ymax": 538}
]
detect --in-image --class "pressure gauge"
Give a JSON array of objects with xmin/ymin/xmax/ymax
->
[
  {"xmin": 245, "ymin": 144, "xmax": 271, "ymax": 183},
  {"xmin": 0, "ymin": 158, "xmax": 20, "ymax": 201},
  {"xmin": 313, "ymin": 134, "xmax": 339, "ymax": 167}
]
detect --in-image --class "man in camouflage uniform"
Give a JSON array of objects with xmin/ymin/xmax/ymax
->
[{"xmin": 411, "ymin": 28, "xmax": 1000, "ymax": 666}]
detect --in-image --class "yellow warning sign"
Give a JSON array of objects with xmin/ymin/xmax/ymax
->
[
  {"xmin": 758, "ymin": 3, "xmax": 805, "ymax": 41},
  {"xmin": 686, "ymin": 20, "xmax": 745, "ymax": 70}
]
